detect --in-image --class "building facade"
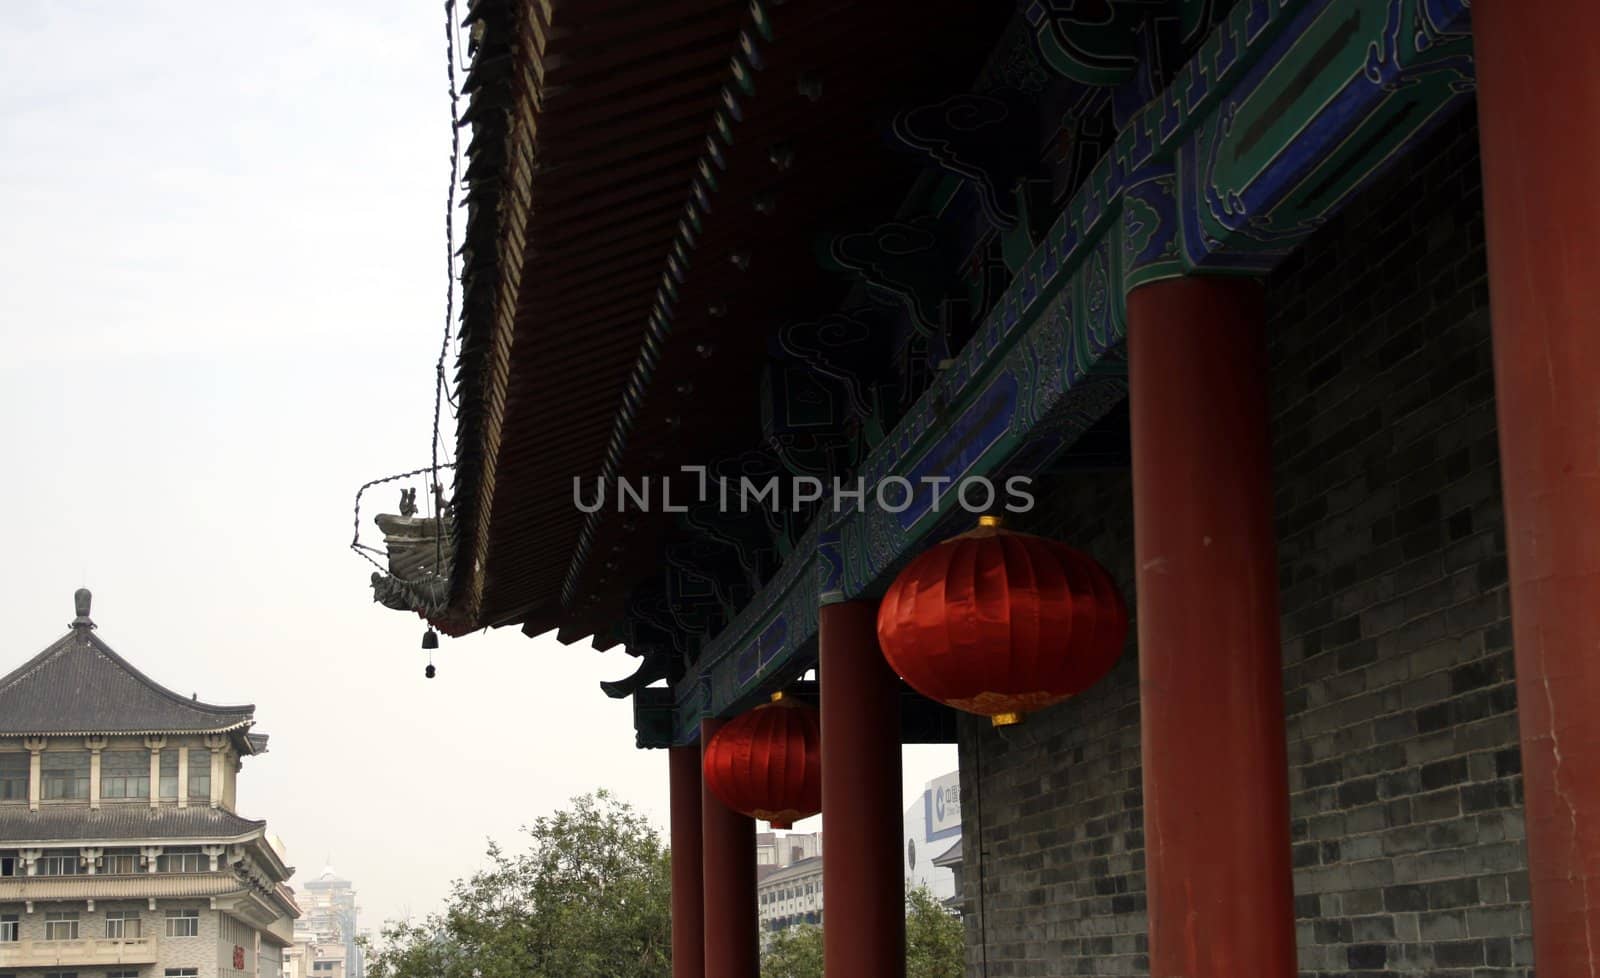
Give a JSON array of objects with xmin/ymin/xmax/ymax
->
[
  {"xmin": 901, "ymin": 771, "xmax": 960, "ymax": 906},
  {"xmin": 756, "ymin": 858, "xmax": 822, "ymax": 935},
  {"xmin": 0, "ymin": 591, "xmax": 299, "ymax": 978},
  {"xmin": 754, "ymin": 832, "xmax": 820, "ymax": 876},
  {"xmin": 287, "ymin": 872, "xmax": 361, "ymax": 978},
  {"xmin": 757, "ymin": 769, "xmax": 963, "ymax": 937}
]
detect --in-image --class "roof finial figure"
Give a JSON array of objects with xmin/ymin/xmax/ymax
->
[{"xmin": 72, "ymin": 588, "xmax": 95, "ymax": 630}]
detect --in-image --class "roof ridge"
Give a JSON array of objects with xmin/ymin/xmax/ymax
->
[
  {"xmin": 82, "ymin": 632, "xmax": 255, "ymax": 717},
  {"xmin": 0, "ymin": 628, "xmax": 254, "ymax": 718},
  {"xmin": 0, "ymin": 622, "xmax": 257, "ymax": 739},
  {"xmin": 0, "ymin": 630, "xmax": 77, "ymax": 693}
]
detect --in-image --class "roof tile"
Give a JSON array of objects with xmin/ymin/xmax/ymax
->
[
  {"xmin": 0, "ymin": 804, "xmax": 266, "ymax": 843},
  {"xmin": 0, "ymin": 625, "xmax": 254, "ymax": 738}
]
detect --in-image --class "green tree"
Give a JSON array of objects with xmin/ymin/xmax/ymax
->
[
  {"xmin": 755, "ymin": 886, "xmax": 964, "ymax": 978},
  {"xmin": 905, "ymin": 885, "xmax": 964, "ymax": 978},
  {"xmin": 364, "ymin": 791, "xmax": 672, "ymax": 978},
  {"xmin": 760, "ymin": 924, "xmax": 823, "ymax": 978}
]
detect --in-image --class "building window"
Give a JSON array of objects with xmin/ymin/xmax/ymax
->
[
  {"xmin": 0, "ymin": 853, "xmax": 17, "ymax": 877},
  {"xmin": 45, "ymin": 912, "xmax": 81, "ymax": 940},
  {"xmin": 42, "ymin": 752, "xmax": 90, "ymax": 801},
  {"xmin": 100, "ymin": 752, "xmax": 150, "ymax": 801},
  {"xmin": 45, "ymin": 973, "xmax": 79, "ymax": 978},
  {"xmin": 158, "ymin": 752, "xmax": 178, "ymax": 801},
  {"xmin": 165, "ymin": 910, "xmax": 199, "ymax": 937},
  {"xmin": 165, "ymin": 971, "xmax": 199, "ymax": 978},
  {"xmin": 102, "ymin": 851, "xmax": 139, "ymax": 876},
  {"xmin": 0, "ymin": 914, "xmax": 18, "ymax": 942},
  {"xmin": 37, "ymin": 853, "xmax": 83, "ymax": 876},
  {"xmin": 0, "ymin": 755, "xmax": 26, "ymax": 802},
  {"xmin": 108, "ymin": 971, "xmax": 140, "ymax": 978},
  {"xmin": 313, "ymin": 964, "xmax": 337, "ymax": 972},
  {"xmin": 187, "ymin": 751, "xmax": 211, "ymax": 802},
  {"xmin": 157, "ymin": 848, "xmax": 206, "ymax": 873},
  {"xmin": 105, "ymin": 912, "xmax": 142, "ymax": 940}
]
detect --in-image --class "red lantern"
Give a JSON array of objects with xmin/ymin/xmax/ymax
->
[
  {"xmin": 702, "ymin": 693, "xmax": 821, "ymax": 829},
  {"xmin": 877, "ymin": 515, "xmax": 1127, "ymax": 726}
]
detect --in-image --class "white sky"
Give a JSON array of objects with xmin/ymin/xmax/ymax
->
[{"xmin": 0, "ymin": 1, "xmax": 954, "ymax": 929}]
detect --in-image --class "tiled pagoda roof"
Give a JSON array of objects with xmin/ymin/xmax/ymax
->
[{"xmin": 0, "ymin": 590, "xmax": 258, "ymax": 742}]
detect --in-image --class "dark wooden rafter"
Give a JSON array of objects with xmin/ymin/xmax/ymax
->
[
  {"xmin": 553, "ymin": 5, "xmax": 1024, "ymax": 621},
  {"xmin": 533, "ymin": 0, "xmax": 1239, "ymax": 650},
  {"xmin": 417, "ymin": 0, "xmax": 1284, "ymax": 679},
  {"xmin": 483, "ymin": 0, "xmax": 1018, "ymax": 641}
]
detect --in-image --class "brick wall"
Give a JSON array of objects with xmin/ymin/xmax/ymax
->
[
  {"xmin": 958, "ymin": 107, "xmax": 1532, "ymax": 976},
  {"xmin": 957, "ymin": 472, "xmax": 1145, "ymax": 978},
  {"xmin": 218, "ymin": 910, "xmax": 259, "ymax": 978},
  {"xmin": 161, "ymin": 901, "xmax": 225, "ymax": 978}
]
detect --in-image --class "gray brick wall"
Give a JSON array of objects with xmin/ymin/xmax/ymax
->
[
  {"xmin": 958, "ymin": 108, "xmax": 1531, "ymax": 977},
  {"xmin": 957, "ymin": 473, "xmax": 1145, "ymax": 978}
]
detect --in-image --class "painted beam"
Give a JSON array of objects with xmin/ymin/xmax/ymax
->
[
  {"xmin": 665, "ymin": 0, "xmax": 1475, "ymax": 743},
  {"xmin": 637, "ymin": 682, "xmax": 959, "ymax": 750}
]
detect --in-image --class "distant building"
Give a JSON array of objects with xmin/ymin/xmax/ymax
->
[
  {"xmin": 756, "ymin": 857, "xmax": 822, "ymax": 934},
  {"xmin": 289, "ymin": 871, "xmax": 362, "ymax": 978},
  {"xmin": 755, "ymin": 832, "xmax": 822, "ymax": 935},
  {"xmin": 902, "ymin": 770, "xmax": 959, "ymax": 905},
  {"xmin": 0, "ymin": 590, "xmax": 300, "ymax": 978},
  {"xmin": 753, "ymin": 772, "xmax": 963, "ymax": 937},
  {"xmin": 755, "ymin": 831, "xmax": 820, "ymax": 874},
  {"xmin": 929, "ymin": 841, "xmax": 963, "ymax": 911}
]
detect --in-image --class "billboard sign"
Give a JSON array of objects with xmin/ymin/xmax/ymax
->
[{"xmin": 923, "ymin": 769, "xmax": 961, "ymax": 841}]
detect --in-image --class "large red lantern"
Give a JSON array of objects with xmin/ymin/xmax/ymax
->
[
  {"xmin": 702, "ymin": 693, "xmax": 821, "ymax": 829},
  {"xmin": 877, "ymin": 515, "xmax": 1128, "ymax": 726}
]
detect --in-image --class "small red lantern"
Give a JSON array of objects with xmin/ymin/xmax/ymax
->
[
  {"xmin": 877, "ymin": 515, "xmax": 1127, "ymax": 726},
  {"xmin": 703, "ymin": 693, "xmax": 821, "ymax": 829}
]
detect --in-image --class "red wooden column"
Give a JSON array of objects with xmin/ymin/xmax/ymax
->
[
  {"xmin": 819, "ymin": 600, "xmax": 905, "ymax": 978},
  {"xmin": 700, "ymin": 719, "xmax": 757, "ymax": 978},
  {"xmin": 1128, "ymin": 277, "xmax": 1298, "ymax": 978},
  {"xmin": 670, "ymin": 745, "xmax": 705, "ymax": 978},
  {"xmin": 1476, "ymin": 4, "xmax": 1600, "ymax": 973}
]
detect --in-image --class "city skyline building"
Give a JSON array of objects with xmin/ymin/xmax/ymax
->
[
  {"xmin": 754, "ymin": 772, "xmax": 962, "ymax": 938},
  {"xmin": 287, "ymin": 869, "xmax": 363, "ymax": 978},
  {"xmin": 754, "ymin": 831, "xmax": 820, "ymax": 878},
  {"xmin": 901, "ymin": 770, "xmax": 960, "ymax": 906},
  {"xmin": 756, "ymin": 858, "xmax": 822, "ymax": 936},
  {"xmin": 0, "ymin": 590, "xmax": 300, "ymax": 978}
]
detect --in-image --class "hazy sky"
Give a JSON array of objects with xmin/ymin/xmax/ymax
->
[{"xmin": 0, "ymin": 2, "xmax": 955, "ymax": 929}]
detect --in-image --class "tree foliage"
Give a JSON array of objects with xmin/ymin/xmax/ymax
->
[
  {"xmin": 759, "ymin": 924, "xmax": 823, "ymax": 978},
  {"xmin": 756, "ymin": 885, "xmax": 964, "ymax": 978},
  {"xmin": 904, "ymin": 886, "xmax": 965, "ymax": 978},
  {"xmin": 363, "ymin": 791, "xmax": 672, "ymax": 978}
]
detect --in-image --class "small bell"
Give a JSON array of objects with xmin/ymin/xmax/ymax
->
[
  {"xmin": 424, "ymin": 663, "xmax": 436, "ymax": 679},
  {"xmin": 422, "ymin": 628, "xmax": 439, "ymax": 650}
]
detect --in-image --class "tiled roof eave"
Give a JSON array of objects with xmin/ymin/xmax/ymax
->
[
  {"xmin": 0, "ymin": 875, "xmax": 249, "ymax": 903},
  {"xmin": 0, "ymin": 717, "xmax": 257, "ymax": 742},
  {"xmin": 0, "ymin": 720, "xmax": 249, "ymax": 736},
  {"xmin": 0, "ymin": 825, "xmax": 268, "ymax": 848},
  {"xmin": 0, "ymin": 628, "xmax": 261, "ymax": 740}
]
